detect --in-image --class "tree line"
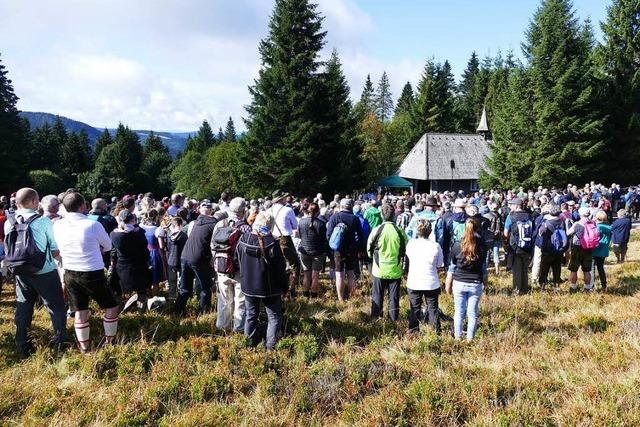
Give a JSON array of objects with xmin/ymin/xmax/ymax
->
[{"xmin": 0, "ymin": 0, "xmax": 637, "ymax": 199}]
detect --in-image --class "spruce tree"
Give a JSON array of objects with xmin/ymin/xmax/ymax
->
[
  {"xmin": 395, "ymin": 82, "xmax": 414, "ymax": 116},
  {"xmin": 48, "ymin": 116, "xmax": 66, "ymax": 174},
  {"xmin": 94, "ymin": 128, "xmax": 113, "ymax": 161},
  {"xmin": 186, "ymin": 120, "xmax": 215, "ymax": 153},
  {"xmin": 375, "ymin": 71, "xmax": 394, "ymax": 123},
  {"xmin": 359, "ymin": 74, "xmax": 376, "ymax": 113},
  {"xmin": 224, "ymin": 116, "xmax": 237, "ymax": 143},
  {"xmin": 434, "ymin": 60, "xmax": 456, "ymax": 132},
  {"xmin": 455, "ymin": 51, "xmax": 480, "ymax": 132},
  {"xmin": 217, "ymin": 127, "xmax": 224, "ymax": 143},
  {"xmin": 29, "ymin": 123, "xmax": 57, "ymax": 172},
  {"xmin": 142, "ymin": 131, "xmax": 173, "ymax": 196},
  {"xmin": 410, "ymin": 60, "xmax": 440, "ymax": 142},
  {"xmin": 481, "ymin": 68, "xmax": 536, "ymax": 188},
  {"xmin": 595, "ymin": 0, "xmax": 640, "ymax": 184},
  {"xmin": 242, "ymin": 0, "xmax": 327, "ymax": 196},
  {"xmin": 0, "ymin": 53, "xmax": 29, "ymax": 194},
  {"xmin": 61, "ymin": 130, "xmax": 92, "ymax": 184},
  {"xmin": 316, "ymin": 50, "xmax": 362, "ymax": 192},
  {"xmin": 524, "ymin": 0, "xmax": 603, "ymax": 185}
]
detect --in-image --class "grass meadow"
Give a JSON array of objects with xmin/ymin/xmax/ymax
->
[{"xmin": 1, "ymin": 234, "xmax": 640, "ymax": 426}]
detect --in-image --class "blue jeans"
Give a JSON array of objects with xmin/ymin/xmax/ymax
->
[
  {"xmin": 453, "ymin": 280, "xmax": 483, "ymax": 341},
  {"xmin": 174, "ymin": 260, "xmax": 213, "ymax": 316},
  {"xmin": 486, "ymin": 241, "xmax": 500, "ymax": 267},
  {"xmin": 244, "ymin": 295, "xmax": 283, "ymax": 349},
  {"xmin": 15, "ymin": 270, "xmax": 69, "ymax": 353}
]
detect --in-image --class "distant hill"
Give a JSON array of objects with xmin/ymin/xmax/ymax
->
[{"xmin": 19, "ymin": 111, "xmax": 193, "ymax": 157}]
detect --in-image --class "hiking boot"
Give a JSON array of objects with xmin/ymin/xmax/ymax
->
[
  {"xmin": 18, "ymin": 344, "xmax": 35, "ymax": 360},
  {"xmin": 569, "ymin": 287, "xmax": 578, "ymax": 294},
  {"xmin": 584, "ymin": 286, "xmax": 594, "ymax": 293},
  {"xmin": 302, "ymin": 291, "xmax": 310, "ymax": 298}
]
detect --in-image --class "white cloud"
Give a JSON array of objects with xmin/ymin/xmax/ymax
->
[{"xmin": 0, "ymin": 0, "xmax": 420, "ymax": 131}]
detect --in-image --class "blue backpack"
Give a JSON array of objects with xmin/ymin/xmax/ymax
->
[
  {"xmin": 329, "ymin": 216, "xmax": 348, "ymax": 251},
  {"xmin": 548, "ymin": 222, "xmax": 568, "ymax": 254},
  {"xmin": 5, "ymin": 214, "xmax": 49, "ymax": 275}
]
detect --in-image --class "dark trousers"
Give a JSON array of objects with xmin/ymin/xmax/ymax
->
[
  {"xmin": 15, "ymin": 270, "xmax": 68, "ymax": 353},
  {"xmin": 174, "ymin": 260, "xmax": 213, "ymax": 316},
  {"xmin": 593, "ymin": 256, "xmax": 607, "ymax": 287},
  {"xmin": 539, "ymin": 253, "xmax": 562, "ymax": 285},
  {"xmin": 408, "ymin": 288, "xmax": 440, "ymax": 332},
  {"xmin": 167, "ymin": 265, "xmax": 180, "ymax": 299},
  {"xmin": 371, "ymin": 276, "xmax": 400, "ymax": 321},
  {"xmin": 244, "ymin": 295, "xmax": 283, "ymax": 349},
  {"xmin": 512, "ymin": 252, "xmax": 530, "ymax": 295}
]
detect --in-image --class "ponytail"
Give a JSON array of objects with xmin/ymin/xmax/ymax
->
[{"xmin": 460, "ymin": 217, "xmax": 481, "ymax": 264}]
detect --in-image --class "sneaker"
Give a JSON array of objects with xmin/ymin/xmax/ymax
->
[
  {"xmin": 584, "ymin": 286, "xmax": 594, "ymax": 293},
  {"xmin": 553, "ymin": 286, "xmax": 561, "ymax": 293},
  {"xmin": 569, "ymin": 287, "xmax": 578, "ymax": 294}
]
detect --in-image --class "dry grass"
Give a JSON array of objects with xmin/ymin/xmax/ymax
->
[{"xmin": 1, "ymin": 234, "xmax": 640, "ymax": 426}]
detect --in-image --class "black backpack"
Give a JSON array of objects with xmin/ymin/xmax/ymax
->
[
  {"xmin": 5, "ymin": 214, "xmax": 49, "ymax": 275},
  {"xmin": 212, "ymin": 220, "xmax": 246, "ymax": 276}
]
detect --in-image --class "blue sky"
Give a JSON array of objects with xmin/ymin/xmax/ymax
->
[{"xmin": 0, "ymin": 0, "xmax": 609, "ymax": 131}]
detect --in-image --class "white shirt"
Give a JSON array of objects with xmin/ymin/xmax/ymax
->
[
  {"xmin": 405, "ymin": 238, "xmax": 443, "ymax": 291},
  {"xmin": 270, "ymin": 203, "xmax": 298, "ymax": 238},
  {"xmin": 53, "ymin": 212, "xmax": 112, "ymax": 272}
]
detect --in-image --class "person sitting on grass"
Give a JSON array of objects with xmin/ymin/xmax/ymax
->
[{"xmin": 445, "ymin": 217, "xmax": 487, "ymax": 342}]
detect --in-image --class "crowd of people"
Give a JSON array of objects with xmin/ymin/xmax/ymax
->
[{"xmin": 0, "ymin": 182, "xmax": 636, "ymax": 357}]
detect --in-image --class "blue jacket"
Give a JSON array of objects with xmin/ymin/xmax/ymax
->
[{"xmin": 611, "ymin": 217, "xmax": 632, "ymax": 245}]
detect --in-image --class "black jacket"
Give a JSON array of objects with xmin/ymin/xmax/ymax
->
[
  {"xmin": 167, "ymin": 229, "xmax": 188, "ymax": 268},
  {"xmin": 236, "ymin": 233, "xmax": 288, "ymax": 297},
  {"xmin": 297, "ymin": 216, "xmax": 328, "ymax": 256},
  {"xmin": 181, "ymin": 215, "xmax": 217, "ymax": 266}
]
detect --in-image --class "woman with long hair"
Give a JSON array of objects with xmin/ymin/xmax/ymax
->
[{"xmin": 445, "ymin": 217, "xmax": 488, "ymax": 341}]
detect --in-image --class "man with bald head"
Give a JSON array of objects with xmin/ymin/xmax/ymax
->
[{"xmin": 4, "ymin": 188, "xmax": 68, "ymax": 358}]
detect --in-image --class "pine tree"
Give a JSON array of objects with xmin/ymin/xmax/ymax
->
[
  {"xmin": 395, "ymin": 82, "xmax": 414, "ymax": 116},
  {"xmin": 524, "ymin": 0, "xmax": 603, "ymax": 185},
  {"xmin": 375, "ymin": 71, "xmax": 394, "ymax": 123},
  {"xmin": 410, "ymin": 60, "xmax": 440, "ymax": 142},
  {"xmin": 94, "ymin": 128, "xmax": 113, "ymax": 161},
  {"xmin": 29, "ymin": 124, "xmax": 55, "ymax": 171},
  {"xmin": 316, "ymin": 50, "xmax": 362, "ymax": 192},
  {"xmin": 48, "ymin": 116, "xmax": 66, "ymax": 174},
  {"xmin": 595, "ymin": 0, "xmax": 640, "ymax": 184},
  {"xmin": 113, "ymin": 123, "xmax": 143, "ymax": 176},
  {"xmin": 481, "ymin": 68, "xmax": 536, "ymax": 188},
  {"xmin": 242, "ymin": 0, "xmax": 327, "ymax": 196},
  {"xmin": 0, "ymin": 53, "xmax": 29, "ymax": 194},
  {"xmin": 186, "ymin": 120, "xmax": 215, "ymax": 153},
  {"xmin": 60, "ymin": 130, "xmax": 93, "ymax": 184},
  {"xmin": 359, "ymin": 74, "xmax": 376, "ymax": 113},
  {"xmin": 224, "ymin": 116, "xmax": 237, "ymax": 143},
  {"xmin": 217, "ymin": 127, "xmax": 224, "ymax": 143},
  {"xmin": 434, "ymin": 60, "xmax": 456, "ymax": 132},
  {"xmin": 142, "ymin": 131, "xmax": 173, "ymax": 197}
]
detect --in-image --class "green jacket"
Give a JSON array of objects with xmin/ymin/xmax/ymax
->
[
  {"xmin": 364, "ymin": 207, "xmax": 383, "ymax": 229},
  {"xmin": 367, "ymin": 222, "xmax": 408, "ymax": 279}
]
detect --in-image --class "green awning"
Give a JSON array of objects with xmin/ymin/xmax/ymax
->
[{"xmin": 377, "ymin": 175, "xmax": 413, "ymax": 188}]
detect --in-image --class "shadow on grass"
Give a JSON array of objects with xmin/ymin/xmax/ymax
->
[{"xmin": 606, "ymin": 272, "xmax": 640, "ymax": 296}]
